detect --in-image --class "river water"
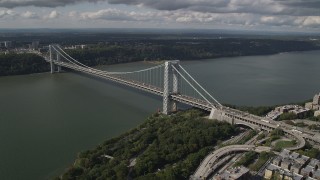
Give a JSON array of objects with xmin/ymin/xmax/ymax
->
[{"xmin": 1, "ymin": 50, "xmax": 320, "ymax": 179}]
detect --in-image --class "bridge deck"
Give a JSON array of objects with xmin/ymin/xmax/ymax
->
[
  {"xmin": 50, "ymin": 60, "xmax": 216, "ymax": 111},
  {"xmin": 47, "ymin": 59, "xmax": 319, "ymax": 148}
]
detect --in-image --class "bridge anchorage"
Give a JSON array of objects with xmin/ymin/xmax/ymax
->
[{"xmin": 44, "ymin": 44, "xmax": 222, "ymax": 115}]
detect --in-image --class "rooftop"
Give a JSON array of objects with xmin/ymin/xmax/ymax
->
[
  {"xmin": 309, "ymin": 159, "xmax": 320, "ymax": 168},
  {"xmin": 266, "ymin": 105, "xmax": 310, "ymax": 120},
  {"xmin": 280, "ymin": 149, "xmax": 291, "ymax": 158},
  {"xmin": 214, "ymin": 166, "xmax": 249, "ymax": 180}
]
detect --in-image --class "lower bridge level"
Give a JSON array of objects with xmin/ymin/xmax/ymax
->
[{"xmin": 210, "ymin": 108, "xmax": 306, "ymax": 150}]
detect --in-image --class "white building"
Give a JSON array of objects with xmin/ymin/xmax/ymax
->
[{"xmin": 305, "ymin": 93, "xmax": 320, "ymax": 117}]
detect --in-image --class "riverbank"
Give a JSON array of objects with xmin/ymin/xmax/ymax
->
[
  {"xmin": 0, "ymin": 53, "xmax": 49, "ymax": 76},
  {"xmin": 57, "ymin": 109, "xmax": 238, "ymax": 180},
  {"xmin": 1, "ymin": 47, "xmax": 320, "ymax": 77},
  {"xmin": 57, "ymin": 100, "xmax": 320, "ymax": 179}
]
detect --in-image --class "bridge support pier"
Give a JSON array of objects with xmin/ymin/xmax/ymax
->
[
  {"xmin": 50, "ymin": 62, "xmax": 55, "ymax": 74},
  {"xmin": 163, "ymin": 60, "xmax": 180, "ymax": 115}
]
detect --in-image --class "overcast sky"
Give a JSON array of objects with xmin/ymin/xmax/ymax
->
[{"xmin": 0, "ymin": 0, "xmax": 320, "ymax": 32}]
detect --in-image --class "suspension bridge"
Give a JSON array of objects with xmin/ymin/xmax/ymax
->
[
  {"xmin": 43, "ymin": 44, "xmax": 320, "ymax": 149},
  {"xmin": 46, "ymin": 44, "xmax": 222, "ymax": 115}
]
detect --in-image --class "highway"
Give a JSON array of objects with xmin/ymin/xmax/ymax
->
[
  {"xmin": 192, "ymin": 145, "xmax": 271, "ymax": 180},
  {"xmin": 215, "ymin": 131, "xmax": 261, "ymax": 175},
  {"xmin": 219, "ymin": 107, "xmax": 307, "ymax": 150}
]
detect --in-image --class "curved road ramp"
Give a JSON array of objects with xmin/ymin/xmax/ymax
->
[
  {"xmin": 191, "ymin": 145, "xmax": 271, "ymax": 180},
  {"xmin": 285, "ymin": 131, "xmax": 306, "ymax": 151}
]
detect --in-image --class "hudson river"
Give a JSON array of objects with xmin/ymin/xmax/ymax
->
[{"xmin": 1, "ymin": 50, "xmax": 320, "ymax": 179}]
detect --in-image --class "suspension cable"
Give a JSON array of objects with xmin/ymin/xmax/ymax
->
[
  {"xmin": 171, "ymin": 65, "xmax": 214, "ymax": 107},
  {"xmin": 178, "ymin": 65, "xmax": 222, "ymax": 107},
  {"xmin": 52, "ymin": 44, "xmax": 165, "ymax": 75}
]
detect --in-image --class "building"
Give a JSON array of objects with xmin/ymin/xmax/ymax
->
[
  {"xmin": 266, "ymin": 105, "xmax": 310, "ymax": 120},
  {"xmin": 264, "ymin": 149, "xmax": 316, "ymax": 180},
  {"xmin": 264, "ymin": 164, "xmax": 275, "ymax": 179},
  {"xmin": 301, "ymin": 165, "xmax": 314, "ymax": 177},
  {"xmin": 74, "ymin": 45, "xmax": 87, "ymax": 49},
  {"xmin": 305, "ymin": 93, "xmax": 320, "ymax": 110},
  {"xmin": 4, "ymin": 41, "xmax": 12, "ymax": 48},
  {"xmin": 265, "ymin": 164, "xmax": 304, "ymax": 180},
  {"xmin": 273, "ymin": 156, "xmax": 282, "ymax": 166},
  {"xmin": 313, "ymin": 93, "xmax": 320, "ymax": 106},
  {"xmin": 0, "ymin": 41, "xmax": 13, "ymax": 48},
  {"xmin": 309, "ymin": 158, "xmax": 320, "ymax": 170},
  {"xmin": 30, "ymin": 41, "xmax": 40, "ymax": 50},
  {"xmin": 305, "ymin": 93, "xmax": 320, "ymax": 117},
  {"xmin": 213, "ymin": 166, "xmax": 250, "ymax": 180},
  {"xmin": 281, "ymin": 158, "xmax": 296, "ymax": 170},
  {"xmin": 64, "ymin": 45, "xmax": 87, "ymax": 50}
]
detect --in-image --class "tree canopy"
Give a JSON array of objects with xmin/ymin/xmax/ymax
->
[
  {"xmin": 0, "ymin": 53, "xmax": 49, "ymax": 76},
  {"xmin": 59, "ymin": 109, "xmax": 238, "ymax": 180}
]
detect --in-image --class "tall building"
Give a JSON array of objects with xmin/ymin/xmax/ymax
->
[
  {"xmin": 305, "ymin": 93, "xmax": 320, "ymax": 116},
  {"xmin": 0, "ymin": 41, "xmax": 13, "ymax": 48},
  {"xmin": 31, "ymin": 41, "xmax": 40, "ymax": 50},
  {"xmin": 4, "ymin": 41, "xmax": 12, "ymax": 48},
  {"xmin": 313, "ymin": 93, "xmax": 320, "ymax": 106}
]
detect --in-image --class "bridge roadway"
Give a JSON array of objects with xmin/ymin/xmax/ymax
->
[
  {"xmin": 50, "ymin": 60, "xmax": 216, "ymax": 111},
  {"xmin": 50, "ymin": 60, "xmax": 320, "ymax": 148},
  {"xmin": 192, "ymin": 145, "xmax": 271, "ymax": 180},
  {"xmin": 221, "ymin": 107, "xmax": 309, "ymax": 150}
]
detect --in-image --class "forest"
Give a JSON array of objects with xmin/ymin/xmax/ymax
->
[
  {"xmin": 57, "ymin": 109, "xmax": 238, "ymax": 180},
  {"xmin": 66, "ymin": 38, "xmax": 320, "ymax": 66},
  {"xmin": 1, "ymin": 33, "xmax": 320, "ymax": 76},
  {"xmin": 0, "ymin": 53, "xmax": 49, "ymax": 76}
]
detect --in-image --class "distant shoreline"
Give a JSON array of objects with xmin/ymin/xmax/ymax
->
[{"xmin": 1, "ymin": 49, "xmax": 319, "ymax": 78}]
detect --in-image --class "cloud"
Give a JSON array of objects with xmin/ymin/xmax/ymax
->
[
  {"xmin": 47, "ymin": 10, "xmax": 59, "ymax": 19},
  {"xmin": 0, "ymin": 0, "xmax": 100, "ymax": 8},
  {"xmin": 301, "ymin": 16, "xmax": 320, "ymax": 28},
  {"xmin": 106, "ymin": 0, "xmax": 320, "ymax": 16},
  {"xmin": 0, "ymin": 9, "xmax": 16, "ymax": 18},
  {"xmin": 21, "ymin": 11, "xmax": 38, "ymax": 18},
  {"xmin": 0, "ymin": 0, "xmax": 319, "ymax": 17},
  {"xmin": 68, "ymin": 11, "xmax": 78, "ymax": 18},
  {"xmin": 0, "ymin": 0, "xmax": 319, "ymax": 30},
  {"xmin": 79, "ymin": 9, "xmax": 240, "ymax": 25},
  {"xmin": 81, "ymin": 9, "xmax": 136, "ymax": 21},
  {"xmin": 78, "ymin": 8, "xmax": 320, "ymax": 29}
]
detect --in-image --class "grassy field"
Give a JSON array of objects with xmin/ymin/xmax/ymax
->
[{"xmin": 274, "ymin": 140, "xmax": 296, "ymax": 151}]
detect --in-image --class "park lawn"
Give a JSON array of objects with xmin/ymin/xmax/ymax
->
[{"xmin": 274, "ymin": 140, "xmax": 296, "ymax": 151}]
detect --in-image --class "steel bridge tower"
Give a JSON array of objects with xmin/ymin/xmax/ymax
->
[
  {"xmin": 49, "ymin": 45, "xmax": 61, "ymax": 74},
  {"xmin": 163, "ymin": 60, "xmax": 180, "ymax": 115}
]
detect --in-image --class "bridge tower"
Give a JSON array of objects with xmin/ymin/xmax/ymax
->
[
  {"xmin": 49, "ymin": 45, "xmax": 55, "ymax": 74},
  {"xmin": 49, "ymin": 45, "xmax": 61, "ymax": 73},
  {"xmin": 56, "ymin": 52, "xmax": 61, "ymax": 73},
  {"xmin": 163, "ymin": 60, "xmax": 180, "ymax": 115}
]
